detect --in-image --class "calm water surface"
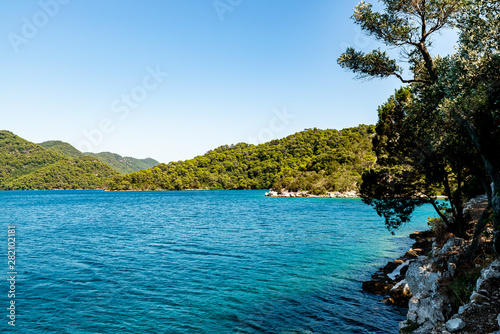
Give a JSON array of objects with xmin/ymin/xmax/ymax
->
[{"xmin": 0, "ymin": 190, "xmax": 435, "ymax": 333}]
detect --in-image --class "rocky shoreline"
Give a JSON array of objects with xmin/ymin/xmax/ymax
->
[
  {"xmin": 362, "ymin": 230, "xmax": 435, "ymax": 307},
  {"xmin": 265, "ymin": 190, "xmax": 359, "ymax": 198},
  {"xmin": 364, "ymin": 195, "xmax": 500, "ymax": 333}
]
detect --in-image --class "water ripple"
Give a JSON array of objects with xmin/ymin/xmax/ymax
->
[{"xmin": 0, "ymin": 190, "xmax": 434, "ymax": 333}]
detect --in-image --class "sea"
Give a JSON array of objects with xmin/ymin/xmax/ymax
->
[{"xmin": 0, "ymin": 190, "xmax": 436, "ymax": 333}]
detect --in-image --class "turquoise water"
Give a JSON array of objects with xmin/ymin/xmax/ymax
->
[{"xmin": 0, "ymin": 190, "xmax": 435, "ymax": 333}]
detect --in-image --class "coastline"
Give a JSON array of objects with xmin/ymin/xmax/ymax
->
[
  {"xmin": 364, "ymin": 195, "xmax": 500, "ymax": 333},
  {"xmin": 362, "ymin": 230, "xmax": 434, "ymax": 307},
  {"xmin": 265, "ymin": 189, "xmax": 448, "ymax": 199},
  {"xmin": 265, "ymin": 190, "xmax": 360, "ymax": 198}
]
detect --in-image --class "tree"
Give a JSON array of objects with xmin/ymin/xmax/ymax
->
[
  {"xmin": 338, "ymin": 0, "xmax": 498, "ymax": 243},
  {"xmin": 435, "ymin": 0, "xmax": 500, "ymax": 253},
  {"xmin": 338, "ymin": 0, "xmax": 463, "ymax": 84},
  {"xmin": 360, "ymin": 87, "xmax": 481, "ymax": 236}
]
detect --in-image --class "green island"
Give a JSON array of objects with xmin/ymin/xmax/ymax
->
[
  {"xmin": 106, "ymin": 125, "xmax": 376, "ymax": 192},
  {"xmin": 38, "ymin": 140, "xmax": 159, "ymax": 174},
  {"xmin": 0, "ymin": 131, "xmax": 159, "ymax": 190},
  {"xmin": 0, "ymin": 125, "xmax": 376, "ymax": 193}
]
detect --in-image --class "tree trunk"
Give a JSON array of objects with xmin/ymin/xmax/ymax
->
[
  {"xmin": 455, "ymin": 114, "xmax": 500, "ymax": 255},
  {"xmin": 466, "ymin": 204, "xmax": 492, "ymax": 259},
  {"xmin": 417, "ymin": 43, "xmax": 438, "ymax": 83}
]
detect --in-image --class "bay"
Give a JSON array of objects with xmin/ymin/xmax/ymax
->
[{"xmin": 0, "ymin": 190, "xmax": 435, "ymax": 333}]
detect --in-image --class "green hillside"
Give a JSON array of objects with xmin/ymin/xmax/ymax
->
[
  {"xmin": 38, "ymin": 140, "xmax": 84, "ymax": 158},
  {"xmin": 6, "ymin": 156, "xmax": 118, "ymax": 190},
  {"xmin": 108, "ymin": 125, "xmax": 376, "ymax": 193},
  {"xmin": 0, "ymin": 131, "xmax": 65, "ymax": 187},
  {"xmin": 3, "ymin": 126, "xmax": 376, "ymax": 192},
  {"xmin": 85, "ymin": 152, "xmax": 160, "ymax": 174},
  {"xmin": 38, "ymin": 141, "xmax": 160, "ymax": 174},
  {"xmin": 0, "ymin": 131, "xmax": 119, "ymax": 190}
]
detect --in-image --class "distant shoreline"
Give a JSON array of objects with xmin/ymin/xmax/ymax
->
[
  {"xmin": 265, "ymin": 190, "xmax": 448, "ymax": 199},
  {"xmin": 265, "ymin": 190, "xmax": 359, "ymax": 198}
]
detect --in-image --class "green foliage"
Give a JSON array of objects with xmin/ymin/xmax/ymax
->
[
  {"xmin": 359, "ymin": 87, "xmax": 462, "ymax": 233},
  {"xmin": 427, "ymin": 217, "xmax": 447, "ymax": 239},
  {"xmin": 339, "ymin": 0, "xmax": 464, "ymax": 83},
  {"xmin": 340, "ymin": 0, "xmax": 500, "ymax": 238},
  {"xmin": 85, "ymin": 152, "xmax": 159, "ymax": 175},
  {"xmin": 338, "ymin": 48, "xmax": 401, "ymax": 80},
  {"xmin": 108, "ymin": 125, "xmax": 376, "ymax": 192},
  {"xmin": 0, "ymin": 131, "xmax": 66, "ymax": 188},
  {"xmin": 0, "ymin": 131, "xmax": 119, "ymax": 190},
  {"xmin": 5, "ymin": 156, "xmax": 119, "ymax": 190},
  {"xmin": 39, "ymin": 140, "xmax": 160, "ymax": 174},
  {"xmin": 39, "ymin": 140, "xmax": 84, "ymax": 158},
  {"xmin": 450, "ymin": 271, "xmax": 481, "ymax": 308}
]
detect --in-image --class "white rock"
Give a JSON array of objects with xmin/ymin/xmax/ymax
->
[
  {"xmin": 388, "ymin": 260, "xmax": 410, "ymax": 280},
  {"xmin": 399, "ymin": 320, "xmax": 410, "ymax": 331},
  {"xmin": 445, "ymin": 318, "xmax": 466, "ymax": 332},
  {"xmin": 476, "ymin": 259, "xmax": 500, "ymax": 291},
  {"xmin": 458, "ymin": 304, "xmax": 469, "ymax": 315},
  {"xmin": 408, "ymin": 292, "xmax": 449, "ymax": 324},
  {"xmin": 406, "ymin": 260, "xmax": 442, "ymax": 295},
  {"xmin": 412, "ymin": 321, "xmax": 435, "ymax": 334}
]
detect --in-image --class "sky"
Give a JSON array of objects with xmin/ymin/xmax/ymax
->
[{"xmin": 0, "ymin": 0, "xmax": 458, "ymax": 163}]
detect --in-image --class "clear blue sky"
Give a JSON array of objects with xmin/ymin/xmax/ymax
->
[{"xmin": 0, "ymin": 0, "xmax": 457, "ymax": 163}]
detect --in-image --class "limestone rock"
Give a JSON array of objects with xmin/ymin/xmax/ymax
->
[
  {"xmin": 476, "ymin": 259, "xmax": 500, "ymax": 291},
  {"xmin": 445, "ymin": 318, "xmax": 466, "ymax": 332},
  {"xmin": 412, "ymin": 321, "xmax": 435, "ymax": 334},
  {"xmin": 399, "ymin": 320, "xmax": 409, "ymax": 331},
  {"xmin": 407, "ymin": 291, "xmax": 450, "ymax": 324},
  {"xmin": 458, "ymin": 304, "xmax": 470, "ymax": 315},
  {"xmin": 439, "ymin": 237, "xmax": 465, "ymax": 255},
  {"xmin": 406, "ymin": 260, "xmax": 442, "ymax": 295},
  {"xmin": 404, "ymin": 258, "xmax": 453, "ymax": 325}
]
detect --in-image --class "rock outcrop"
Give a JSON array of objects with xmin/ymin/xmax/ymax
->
[
  {"xmin": 397, "ymin": 195, "xmax": 500, "ymax": 334},
  {"xmin": 364, "ymin": 195, "xmax": 500, "ymax": 333},
  {"xmin": 405, "ymin": 257, "xmax": 451, "ymax": 326},
  {"xmin": 362, "ymin": 230, "xmax": 434, "ymax": 307},
  {"xmin": 264, "ymin": 190, "xmax": 359, "ymax": 198}
]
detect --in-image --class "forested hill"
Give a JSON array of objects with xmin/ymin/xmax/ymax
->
[
  {"xmin": 0, "ymin": 131, "xmax": 118, "ymax": 190},
  {"xmin": 38, "ymin": 140, "xmax": 84, "ymax": 158},
  {"xmin": 1, "ymin": 126, "xmax": 376, "ymax": 192},
  {"xmin": 108, "ymin": 125, "xmax": 376, "ymax": 193},
  {"xmin": 38, "ymin": 140, "xmax": 160, "ymax": 174}
]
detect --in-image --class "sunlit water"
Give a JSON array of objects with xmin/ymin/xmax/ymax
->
[{"xmin": 0, "ymin": 190, "xmax": 436, "ymax": 333}]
